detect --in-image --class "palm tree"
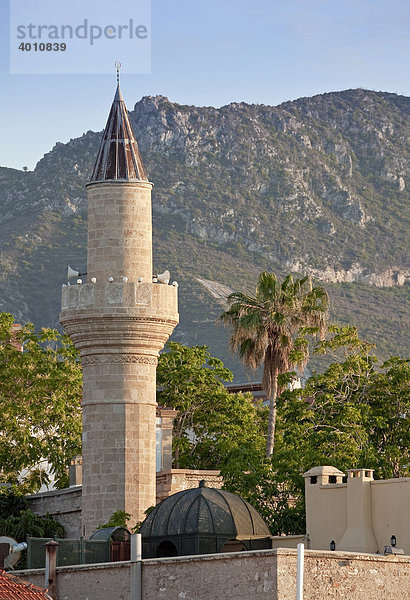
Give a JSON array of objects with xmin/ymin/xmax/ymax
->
[{"xmin": 221, "ymin": 271, "xmax": 329, "ymax": 457}]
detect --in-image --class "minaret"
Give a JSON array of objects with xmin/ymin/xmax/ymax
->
[{"xmin": 60, "ymin": 76, "xmax": 179, "ymax": 536}]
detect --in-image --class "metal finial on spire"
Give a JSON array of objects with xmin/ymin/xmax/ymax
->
[{"xmin": 115, "ymin": 61, "xmax": 122, "ymax": 85}]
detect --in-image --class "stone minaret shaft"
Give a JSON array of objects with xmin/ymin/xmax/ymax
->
[{"xmin": 60, "ymin": 84, "xmax": 178, "ymax": 536}]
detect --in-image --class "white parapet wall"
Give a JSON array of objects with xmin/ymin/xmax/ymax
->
[{"xmin": 303, "ymin": 466, "xmax": 410, "ymax": 554}]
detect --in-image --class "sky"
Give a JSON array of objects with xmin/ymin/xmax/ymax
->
[{"xmin": 0, "ymin": 0, "xmax": 409, "ymax": 170}]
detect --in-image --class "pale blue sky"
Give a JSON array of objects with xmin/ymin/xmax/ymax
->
[{"xmin": 1, "ymin": 0, "xmax": 409, "ymax": 170}]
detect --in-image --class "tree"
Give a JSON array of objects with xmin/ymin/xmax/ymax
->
[
  {"xmin": 157, "ymin": 342, "xmax": 267, "ymax": 471},
  {"xmin": 272, "ymin": 326, "xmax": 409, "ymax": 493},
  {"xmin": 220, "ymin": 271, "xmax": 329, "ymax": 457},
  {"xmin": 238, "ymin": 326, "xmax": 409, "ymax": 535},
  {"xmin": 0, "ymin": 490, "xmax": 64, "ymax": 568},
  {"xmin": 365, "ymin": 356, "xmax": 409, "ymax": 477},
  {"xmin": 97, "ymin": 510, "xmax": 132, "ymax": 530},
  {"xmin": 222, "ymin": 451, "xmax": 306, "ymax": 536},
  {"xmin": 0, "ymin": 313, "xmax": 82, "ymax": 492},
  {"xmin": 300, "ymin": 326, "xmax": 409, "ymax": 478},
  {"xmin": 157, "ymin": 342, "xmax": 305, "ymax": 535}
]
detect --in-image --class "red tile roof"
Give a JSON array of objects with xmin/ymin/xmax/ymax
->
[{"xmin": 0, "ymin": 570, "xmax": 51, "ymax": 599}]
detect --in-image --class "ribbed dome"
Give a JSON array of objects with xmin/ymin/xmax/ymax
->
[{"xmin": 140, "ymin": 482, "xmax": 270, "ymax": 538}]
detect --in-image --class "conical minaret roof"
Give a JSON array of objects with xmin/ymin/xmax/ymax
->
[{"xmin": 90, "ymin": 85, "xmax": 148, "ymax": 182}]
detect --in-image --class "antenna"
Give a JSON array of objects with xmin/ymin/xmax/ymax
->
[{"xmin": 115, "ymin": 61, "xmax": 122, "ymax": 85}]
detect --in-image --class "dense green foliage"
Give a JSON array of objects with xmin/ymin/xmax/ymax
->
[
  {"xmin": 97, "ymin": 508, "xmax": 154, "ymax": 533},
  {"xmin": 0, "ymin": 313, "xmax": 82, "ymax": 492},
  {"xmin": 0, "ymin": 490, "xmax": 64, "ymax": 541},
  {"xmin": 260, "ymin": 326, "xmax": 409, "ymax": 533},
  {"xmin": 97, "ymin": 510, "xmax": 132, "ymax": 530},
  {"xmin": 157, "ymin": 342, "xmax": 266, "ymax": 469},
  {"xmin": 274, "ymin": 326, "xmax": 410, "ymax": 482},
  {"xmin": 156, "ymin": 343, "xmax": 297, "ymax": 534},
  {"xmin": 155, "ymin": 342, "xmax": 303, "ymax": 534},
  {"xmin": 157, "ymin": 332, "xmax": 409, "ymax": 535}
]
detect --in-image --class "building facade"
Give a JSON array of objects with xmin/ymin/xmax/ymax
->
[{"xmin": 304, "ymin": 466, "xmax": 410, "ymax": 555}]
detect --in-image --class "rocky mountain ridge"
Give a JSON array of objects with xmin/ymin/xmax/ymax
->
[{"xmin": 0, "ymin": 88, "xmax": 408, "ymax": 375}]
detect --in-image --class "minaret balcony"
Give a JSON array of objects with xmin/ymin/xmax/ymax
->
[{"xmin": 60, "ymin": 280, "xmax": 178, "ymax": 357}]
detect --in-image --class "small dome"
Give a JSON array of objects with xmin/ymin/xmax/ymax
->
[{"xmin": 140, "ymin": 484, "xmax": 269, "ymax": 539}]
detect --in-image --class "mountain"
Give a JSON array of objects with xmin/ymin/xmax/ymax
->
[{"xmin": 0, "ymin": 89, "xmax": 409, "ymax": 378}]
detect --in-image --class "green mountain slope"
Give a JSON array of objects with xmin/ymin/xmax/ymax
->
[{"xmin": 0, "ymin": 89, "xmax": 408, "ymax": 378}]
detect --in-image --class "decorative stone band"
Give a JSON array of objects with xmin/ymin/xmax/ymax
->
[
  {"xmin": 81, "ymin": 354, "xmax": 158, "ymax": 366},
  {"xmin": 67, "ymin": 316, "xmax": 177, "ymax": 325},
  {"xmin": 60, "ymin": 313, "xmax": 178, "ymax": 356},
  {"xmin": 60, "ymin": 315, "xmax": 178, "ymax": 335}
]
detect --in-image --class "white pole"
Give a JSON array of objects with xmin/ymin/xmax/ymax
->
[
  {"xmin": 130, "ymin": 534, "xmax": 142, "ymax": 600},
  {"xmin": 296, "ymin": 542, "xmax": 304, "ymax": 600}
]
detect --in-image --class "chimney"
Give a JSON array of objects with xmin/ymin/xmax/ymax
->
[
  {"xmin": 338, "ymin": 469, "xmax": 377, "ymax": 553},
  {"xmin": 8, "ymin": 323, "xmax": 23, "ymax": 352},
  {"xmin": 45, "ymin": 540, "xmax": 59, "ymax": 600},
  {"xmin": 69, "ymin": 456, "xmax": 82, "ymax": 487}
]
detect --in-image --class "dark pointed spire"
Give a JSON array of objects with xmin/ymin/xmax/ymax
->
[{"xmin": 90, "ymin": 79, "xmax": 148, "ymax": 182}]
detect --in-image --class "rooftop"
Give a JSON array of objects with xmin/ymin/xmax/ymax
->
[
  {"xmin": 0, "ymin": 570, "xmax": 51, "ymax": 600},
  {"xmin": 141, "ymin": 481, "xmax": 270, "ymax": 538}
]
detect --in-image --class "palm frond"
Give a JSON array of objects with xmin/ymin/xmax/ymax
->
[
  {"xmin": 256, "ymin": 271, "xmax": 277, "ymax": 300},
  {"xmin": 221, "ymin": 270, "xmax": 329, "ymax": 381}
]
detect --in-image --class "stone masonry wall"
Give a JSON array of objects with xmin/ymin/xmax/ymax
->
[
  {"xmin": 61, "ymin": 178, "xmax": 179, "ymax": 536},
  {"xmin": 27, "ymin": 488, "xmax": 82, "ymax": 539},
  {"xmin": 86, "ymin": 181, "xmax": 153, "ymax": 282},
  {"xmin": 27, "ymin": 469, "xmax": 222, "ymax": 537},
  {"xmin": 156, "ymin": 469, "xmax": 222, "ymax": 502},
  {"xmin": 15, "ymin": 548, "xmax": 410, "ymax": 600}
]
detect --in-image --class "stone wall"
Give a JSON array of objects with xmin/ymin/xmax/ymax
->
[
  {"xmin": 15, "ymin": 549, "xmax": 410, "ymax": 600},
  {"xmin": 27, "ymin": 469, "xmax": 222, "ymax": 537},
  {"xmin": 271, "ymin": 534, "xmax": 309, "ymax": 549},
  {"xmin": 156, "ymin": 469, "xmax": 222, "ymax": 502},
  {"xmin": 27, "ymin": 488, "xmax": 82, "ymax": 539}
]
